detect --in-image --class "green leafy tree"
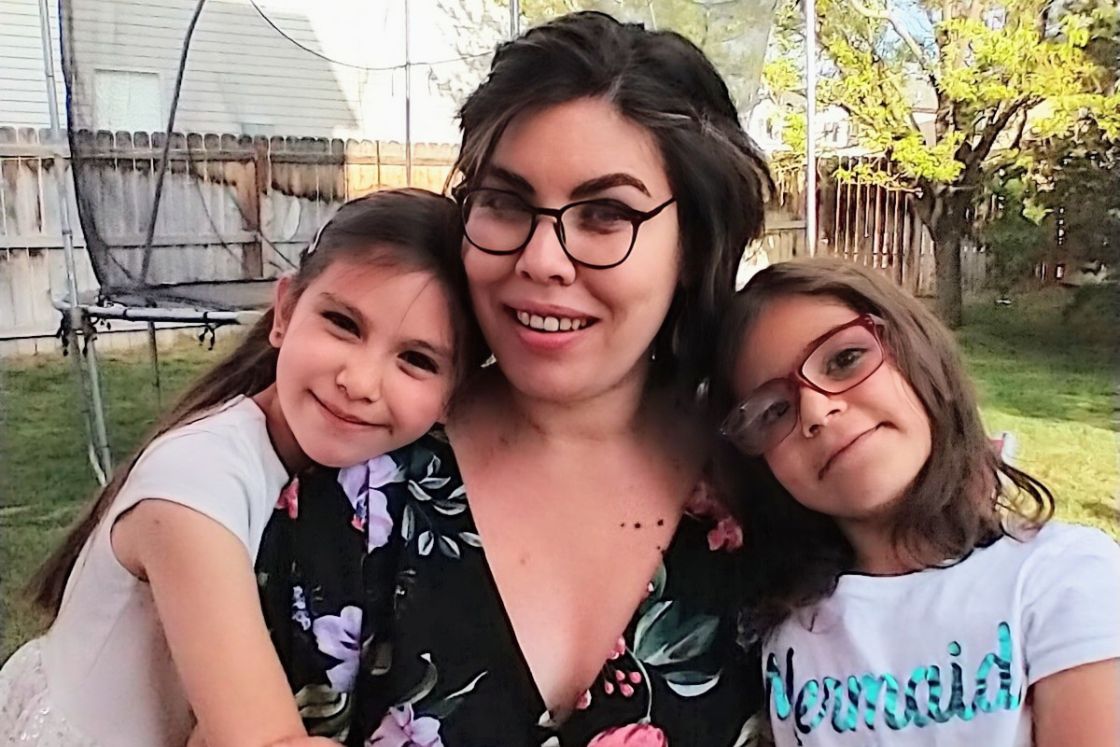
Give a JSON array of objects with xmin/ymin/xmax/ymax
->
[
  {"xmin": 430, "ymin": 0, "xmax": 778, "ymax": 127},
  {"xmin": 765, "ymin": 0, "xmax": 1119, "ymax": 325}
]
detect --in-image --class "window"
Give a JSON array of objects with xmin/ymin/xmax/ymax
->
[{"xmin": 93, "ymin": 70, "xmax": 161, "ymax": 131}]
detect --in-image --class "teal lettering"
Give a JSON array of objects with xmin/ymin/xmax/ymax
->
[
  {"xmin": 825, "ymin": 677, "xmax": 858, "ymax": 733},
  {"xmin": 924, "ymin": 665, "xmax": 952, "ymax": 723},
  {"xmin": 881, "ymin": 674, "xmax": 911, "ymax": 730},
  {"xmin": 948, "ymin": 661, "xmax": 976, "ymax": 720},
  {"xmin": 795, "ymin": 679, "xmax": 826, "ymax": 733},
  {"xmin": 904, "ymin": 667, "xmax": 931, "ymax": 727},
  {"xmin": 859, "ymin": 674, "xmax": 885, "ymax": 728},
  {"xmin": 766, "ymin": 650, "xmax": 794, "ymax": 720},
  {"xmin": 973, "ymin": 622, "xmax": 1022, "ymax": 713}
]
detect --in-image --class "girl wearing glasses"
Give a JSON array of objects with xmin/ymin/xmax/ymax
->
[
  {"xmin": 256, "ymin": 10, "xmax": 773, "ymax": 747},
  {"xmin": 713, "ymin": 259, "xmax": 1120, "ymax": 747}
]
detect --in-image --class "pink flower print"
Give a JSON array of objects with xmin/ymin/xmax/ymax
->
[
  {"xmin": 683, "ymin": 480, "xmax": 723, "ymax": 521},
  {"xmin": 587, "ymin": 723, "xmax": 669, "ymax": 747},
  {"xmin": 576, "ymin": 689, "xmax": 593, "ymax": 710},
  {"xmin": 707, "ymin": 516, "xmax": 744, "ymax": 552},
  {"xmin": 366, "ymin": 704, "xmax": 444, "ymax": 747},
  {"xmin": 276, "ymin": 477, "xmax": 300, "ymax": 519},
  {"xmin": 312, "ymin": 605, "xmax": 362, "ymax": 692},
  {"xmin": 338, "ymin": 455, "xmax": 401, "ymax": 552},
  {"xmin": 685, "ymin": 481, "xmax": 744, "ymax": 553}
]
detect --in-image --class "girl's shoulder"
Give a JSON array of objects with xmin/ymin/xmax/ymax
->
[{"xmin": 995, "ymin": 521, "xmax": 1120, "ymax": 569}]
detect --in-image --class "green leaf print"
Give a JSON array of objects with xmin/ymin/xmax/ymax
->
[{"xmin": 632, "ymin": 601, "xmax": 720, "ymax": 668}]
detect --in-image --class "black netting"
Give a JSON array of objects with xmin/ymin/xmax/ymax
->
[{"xmin": 60, "ymin": 0, "xmax": 507, "ymax": 309}]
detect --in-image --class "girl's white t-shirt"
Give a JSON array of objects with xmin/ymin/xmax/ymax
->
[
  {"xmin": 762, "ymin": 522, "xmax": 1120, "ymax": 747},
  {"xmin": 38, "ymin": 396, "xmax": 289, "ymax": 746}
]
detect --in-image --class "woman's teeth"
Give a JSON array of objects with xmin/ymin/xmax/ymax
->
[{"xmin": 515, "ymin": 310, "xmax": 589, "ymax": 333}]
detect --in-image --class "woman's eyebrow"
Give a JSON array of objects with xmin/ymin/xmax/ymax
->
[
  {"xmin": 571, "ymin": 173, "xmax": 651, "ymax": 199},
  {"xmin": 484, "ymin": 166, "xmax": 535, "ymax": 195}
]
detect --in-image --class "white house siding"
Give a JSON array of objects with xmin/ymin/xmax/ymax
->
[
  {"xmin": 63, "ymin": 0, "xmax": 503, "ymax": 142},
  {"xmin": 0, "ymin": 0, "xmax": 67, "ymax": 129}
]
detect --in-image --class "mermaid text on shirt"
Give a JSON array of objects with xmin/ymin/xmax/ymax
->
[{"xmin": 766, "ymin": 622, "xmax": 1022, "ymax": 738}]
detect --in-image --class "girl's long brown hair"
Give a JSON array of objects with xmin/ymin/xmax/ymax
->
[
  {"xmin": 711, "ymin": 259, "xmax": 1054, "ymax": 643},
  {"xmin": 29, "ymin": 188, "xmax": 484, "ymax": 618}
]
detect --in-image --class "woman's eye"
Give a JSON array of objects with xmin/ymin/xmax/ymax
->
[
  {"xmin": 400, "ymin": 350, "xmax": 440, "ymax": 374},
  {"xmin": 574, "ymin": 202, "xmax": 632, "ymax": 232},
  {"xmin": 323, "ymin": 311, "xmax": 359, "ymax": 336}
]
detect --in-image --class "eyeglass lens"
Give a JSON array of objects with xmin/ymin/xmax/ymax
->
[
  {"xmin": 462, "ymin": 190, "xmax": 638, "ymax": 267},
  {"xmin": 724, "ymin": 322, "xmax": 884, "ymax": 456}
]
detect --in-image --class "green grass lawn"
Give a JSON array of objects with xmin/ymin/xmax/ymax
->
[{"xmin": 2, "ymin": 289, "xmax": 1117, "ymax": 660}]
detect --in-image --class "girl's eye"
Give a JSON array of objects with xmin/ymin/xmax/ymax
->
[
  {"xmin": 323, "ymin": 311, "xmax": 359, "ymax": 336},
  {"xmin": 826, "ymin": 347, "xmax": 867, "ymax": 377},
  {"xmin": 400, "ymin": 350, "xmax": 440, "ymax": 375},
  {"xmin": 760, "ymin": 399, "xmax": 791, "ymax": 426}
]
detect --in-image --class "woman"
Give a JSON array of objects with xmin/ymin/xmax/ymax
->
[{"xmin": 258, "ymin": 12, "xmax": 773, "ymax": 746}]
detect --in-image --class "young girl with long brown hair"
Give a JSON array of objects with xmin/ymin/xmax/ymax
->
[
  {"xmin": 715, "ymin": 259, "xmax": 1120, "ymax": 747},
  {"xmin": 0, "ymin": 189, "xmax": 480, "ymax": 747}
]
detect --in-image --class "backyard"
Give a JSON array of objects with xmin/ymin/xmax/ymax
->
[{"xmin": 1, "ymin": 287, "xmax": 1117, "ymax": 659}]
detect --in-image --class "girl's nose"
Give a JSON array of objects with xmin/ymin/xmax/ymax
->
[
  {"xmin": 336, "ymin": 361, "xmax": 383, "ymax": 403},
  {"xmin": 798, "ymin": 386, "xmax": 845, "ymax": 438}
]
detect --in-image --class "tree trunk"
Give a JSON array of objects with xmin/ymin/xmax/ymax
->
[
  {"xmin": 913, "ymin": 185, "xmax": 968, "ymax": 328},
  {"xmin": 933, "ymin": 228, "xmax": 964, "ymax": 328}
]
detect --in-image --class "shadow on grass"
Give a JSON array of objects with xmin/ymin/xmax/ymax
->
[{"xmin": 960, "ymin": 289, "xmax": 1118, "ymax": 429}]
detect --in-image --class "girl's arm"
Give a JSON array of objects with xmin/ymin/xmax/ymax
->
[
  {"xmin": 113, "ymin": 498, "xmax": 308, "ymax": 747},
  {"xmin": 1032, "ymin": 658, "xmax": 1120, "ymax": 747}
]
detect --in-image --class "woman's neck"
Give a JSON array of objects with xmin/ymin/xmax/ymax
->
[{"xmin": 492, "ymin": 364, "xmax": 658, "ymax": 445}]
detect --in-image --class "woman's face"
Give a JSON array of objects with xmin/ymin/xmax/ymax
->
[{"xmin": 462, "ymin": 97, "xmax": 681, "ymax": 404}]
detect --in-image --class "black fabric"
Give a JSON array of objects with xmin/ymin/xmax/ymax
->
[{"xmin": 256, "ymin": 428, "xmax": 761, "ymax": 746}]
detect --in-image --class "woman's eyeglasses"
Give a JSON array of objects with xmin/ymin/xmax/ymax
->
[
  {"xmin": 721, "ymin": 314, "xmax": 887, "ymax": 456},
  {"xmin": 459, "ymin": 188, "xmax": 676, "ymax": 270}
]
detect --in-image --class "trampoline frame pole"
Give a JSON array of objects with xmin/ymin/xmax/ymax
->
[
  {"xmin": 39, "ymin": 0, "xmax": 113, "ymax": 480},
  {"xmin": 404, "ymin": 0, "xmax": 412, "ymax": 187},
  {"xmin": 510, "ymin": 0, "xmax": 520, "ymax": 37}
]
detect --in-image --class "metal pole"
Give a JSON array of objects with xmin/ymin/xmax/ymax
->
[
  {"xmin": 38, "ymin": 0, "xmax": 113, "ymax": 478},
  {"xmin": 804, "ymin": 0, "xmax": 818, "ymax": 257},
  {"xmin": 404, "ymin": 0, "xmax": 412, "ymax": 187},
  {"xmin": 510, "ymin": 0, "xmax": 520, "ymax": 38}
]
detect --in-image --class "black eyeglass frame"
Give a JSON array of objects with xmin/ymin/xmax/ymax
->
[{"xmin": 458, "ymin": 187, "xmax": 677, "ymax": 270}]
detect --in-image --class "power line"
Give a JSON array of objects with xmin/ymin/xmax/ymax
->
[{"xmin": 247, "ymin": 0, "xmax": 493, "ymax": 71}]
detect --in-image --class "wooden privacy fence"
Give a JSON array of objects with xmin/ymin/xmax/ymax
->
[
  {"xmin": 68, "ymin": 129, "xmax": 458, "ymax": 291},
  {"xmin": 761, "ymin": 157, "xmax": 989, "ymax": 296},
  {"xmin": 0, "ymin": 126, "xmax": 458, "ymax": 346},
  {"xmin": 1, "ymin": 127, "xmax": 988, "ymax": 350}
]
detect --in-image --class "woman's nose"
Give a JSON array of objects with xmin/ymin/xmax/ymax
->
[{"xmin": 514, "ymin": 217, "xmax": 577, "ymax": 285}]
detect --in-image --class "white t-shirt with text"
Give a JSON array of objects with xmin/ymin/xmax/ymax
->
[{"xmin": 762, "ymin": 522, "xmax": 1120, "ymax": 747}]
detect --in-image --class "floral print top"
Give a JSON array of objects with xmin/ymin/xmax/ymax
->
[{"xmin": 256, "ymin": 428, "xmax": 762, "ymax": 747}]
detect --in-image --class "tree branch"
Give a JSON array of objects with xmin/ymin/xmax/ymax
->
[{"xmin": 842, "ymin": 0, "xmax": 939, "ymax": 88}]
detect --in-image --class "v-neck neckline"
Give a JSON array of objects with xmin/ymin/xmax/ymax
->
[{"xmin": 434, "ymin": 425, "xmax": 690, "ymax": 729}]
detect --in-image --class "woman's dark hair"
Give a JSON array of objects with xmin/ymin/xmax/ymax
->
[
  {"xmin": 450, "ymin": 11, "xmax": 774, "ymax": 396},
  {"xmin": 711, "ymin": 259, "xmax": 1054, "ymax": 642},
  {"xmin": 29, "ymin": 188, "xmax": 484, "ymax": 617}
]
